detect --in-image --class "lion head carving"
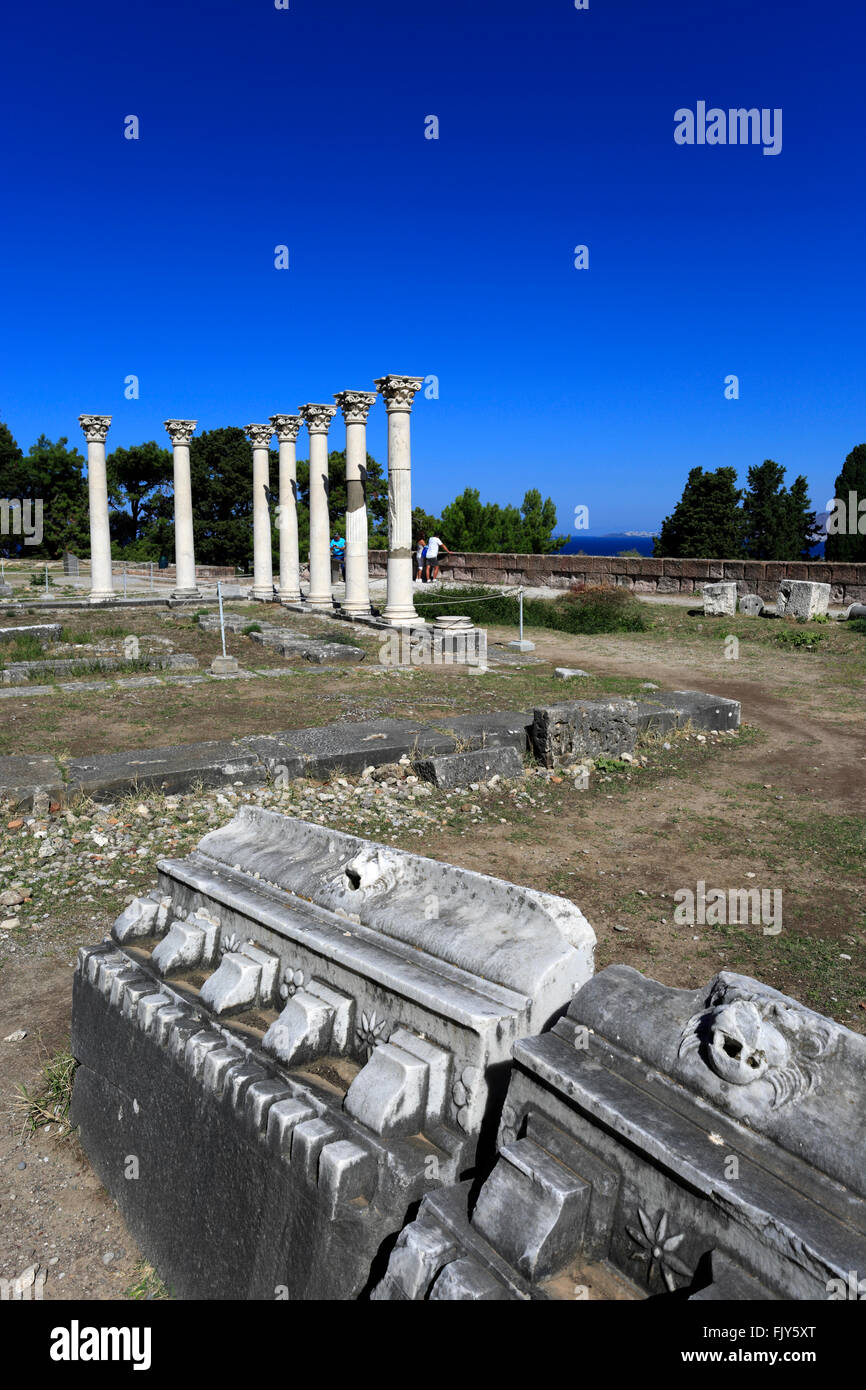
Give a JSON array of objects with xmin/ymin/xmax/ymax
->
[{"xmin": 678, "ymin": 980, "xmax": 836, "ymax": 1108}]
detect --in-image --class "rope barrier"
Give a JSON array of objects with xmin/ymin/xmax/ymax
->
[{"xmin": 412, "ymin": 586, "xmax": 524, "ymax": 608}]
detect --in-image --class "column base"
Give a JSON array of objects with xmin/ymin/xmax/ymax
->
[
  {"xmin": 278, "ymin": 589, "xmax": 302, "ymax": 604},
  {"xmin": 251, "ymin": 587, "xmax": 275, "ymax": 601},
  {"xmin": 172, "ymin": 588, "xmax": 202, "ymax": 601},
  {"xmin": 307, "ymin": 597, "xmax": 336, "ymax": 611},
  {"xmin": 341, "ymin": 602, "xmax": 372, "ymax": 617},
  {"xmin": 88, "ymin": 591, "xmax": 117, "ymax": 604},
  {"xmin": 382, "ymin": 608, "xmax": 425, "ymax": 627}
]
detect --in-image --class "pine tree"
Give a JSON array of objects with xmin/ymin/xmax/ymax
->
[
  {"xmin": 785, "ymin": 475, "xmax": 819, "ymax": 559},
  {"xmin": 741, "ymin": 460, "xmax": 789, "ymax": 558},
  {"xmin": 0, "ymin": 427, "xmax": 89, "ymax": 557},
  {"xmin": 106, "ymin": 442, "xmax": 173, "ymax": 551},
  {"xmin": 654, "ymin": 467, "xmax": 743, "ymax": 558},
  {"xmin": 188, "ymin": 427, "xmax": 256, "ymax": 569},
  {"xmin": 740, "ymin": 460, "xmax": 818, "ymax": 559},
  {"xmin": 824, "ymin": 444, "xmax": 866, "ymax": 561}
]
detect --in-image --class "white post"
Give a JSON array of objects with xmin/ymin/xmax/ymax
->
[
  {"xmin": 334, "ymin": 391, "xmax": 377, "ymax": 616},
  {"xmin": 245, "ymin": 423, "xmax": 275, "ymax": 601},
  {"xmin": 374, "ymin": 375, "xmax": 424, "ymax": 625},
  {"xmin": 79, "ymin": 415, "xmax": 116, "ymax": 603},
  {"xmin": 217, "ymin": 580, "xmax": 227, "ymax": 657},
  {"xmin": 299, "ymin": 404, "xmax": 337, "ymax": 610},
  {"xmin": 269, "ymin": 414, "xmax": 303, "ymax": 603},
  {"xmin": 164, "ymin": 420, "xmax": 201, "ymax": 599}
]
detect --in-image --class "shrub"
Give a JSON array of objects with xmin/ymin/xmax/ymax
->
[
  {"xmin": 773, "ymin": 626, "xmax": 826, "ymax": 649},
  {"xmin": 412, "ymin": 584, "xmax": 648, "ymax": 635},
  {"xmin": 556, "ymin": 585, "xmax": 648, "ymax": 633}
]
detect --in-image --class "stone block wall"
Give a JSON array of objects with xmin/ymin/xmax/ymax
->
[{"xmin": 381, "ymin": 552, "xmax": 866, "ymax": 605}]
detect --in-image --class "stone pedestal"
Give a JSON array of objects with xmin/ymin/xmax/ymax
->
[
  {"xmin": 374, "ymin": 376, "xmax": 424, "ymax": 626},
  {"xmin": 334, "ymin": 391, "xmax": 377, "ymax": 616},
  {"xmin": 299, "ymin": 404, "xmax": 337, "ymax": 610},
  {"xmin": 270, "ymin": 415, "xmax": 303, "ymax": 603},
  {"xmin": 79, "ymin": 415, "xmax": 116, "ymax": 603},
  {"xmin": 210, "ymin": 655, "xmax": 239, "ymax": 675},
  {"xmin": 776, "ymin": 579, "xmax": 830, "ymax": 620},
  {"xmin": 703, "ymin": 581, "xmax": 738, "ymax": 617},
  {"xmin": 245, "ymin": 424, "xmax": 275, "ymax": 601},
  {"xmin": 164, "ymin": 420, "xmax": 201, "ymax": 599}
]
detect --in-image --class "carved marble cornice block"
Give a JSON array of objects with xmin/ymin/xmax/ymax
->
[
  {"xmin": 374, "ymin": 966, "xmax": 866, "ymax": 1300},
  {"xmin": 143, "ymin": 807, "xmax": 594, "ymax": 1143},
  {"xmin": 70, "ymin": 811, "xmax": 594, "ymax": 1299}
]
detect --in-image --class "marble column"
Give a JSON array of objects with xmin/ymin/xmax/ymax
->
[
  {"xmin": 79, "ymin": 414, "xmax": 115, "ymax": 603},
  {"xmin": 245, "ymin": 423, "xmax": 275, "ymax": 601},
  {"xmin": 164, "ymin": 419, "xmax": 201, "ymax": 599},
  {"xmin": 334, "ymin": 390, "xmax": 377, "ymax": 616},
  {"xmin": 270, "ymin": 414, "xmax": 303, "ymax": 603},
  {"xmin": 298, "ymin": 404, "xmax": 336, "ymax": 610},
  {"xmin": 374, "ymin": 375, "xmax": 424, "ymax": 625}
]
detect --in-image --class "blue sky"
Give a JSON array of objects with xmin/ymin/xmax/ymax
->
[{"xmin": 2, "ymin": 0, "xmax": 863, "ymax": 534}]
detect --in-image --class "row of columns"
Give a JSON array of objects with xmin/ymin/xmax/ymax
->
[{"xmin": 77, "ymin": 374, "xmax": 423, "ymax": 623}]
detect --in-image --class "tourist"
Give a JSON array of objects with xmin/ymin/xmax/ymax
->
[
  {"xmin": 415, "ymin": 536, "xmax": 426, "ymax": 582},
  {"xmin": 425, "ymin": 534, "xmax": 450, "ymax": 581},
  {"xmin": 330, "ymin": 534, "xmax": 346, "ymax": 581}
]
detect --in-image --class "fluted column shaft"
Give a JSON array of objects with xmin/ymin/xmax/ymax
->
[
  {"xmin": 374, "ymin": 376, "xmax": 423, "ymax": 624},
  {"xmin": 271, "ymin": 415, "xmax": 302, "ymax": 602},
  {"xmin": 79, "ymin": 415, "xmax": 115, "ymax": 603},
  {"xmin": 299, "ymin": 404, "xmax": 336, "ymax": 609},
  {"xmin": 246, "ymin": 424, "xmax": 274, "ymax": 600},
  {"xmin": 335, "ymin": 391, "xmax": 376, "ymax": 615},
  {"xmin": 164, "ymin": 420, "xmax": 200, "ymax": 598}
]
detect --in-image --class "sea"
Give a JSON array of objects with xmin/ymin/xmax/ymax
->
[
  {"xmin": 557, "ymin": 535, "xmax": 826, "ymax": 558},
  {"xmin": 557, "ymin": 535, "xmax": 656, "ymax": 557}
]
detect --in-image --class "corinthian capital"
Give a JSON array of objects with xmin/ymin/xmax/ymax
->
[
  {"xmin": 245, "ymin": 423, "xmax": 274, "ymax": 448},
  {"xmin": 269, "ymin": 414, "xmax": 303, "ymax": 444},
  {"xmin": 79, "ymin": 414, "xmax": 112, "ymax": 444},
  {"xmin": 164, "ymin": 419, "xmax": 197, "ymax": 446},
  {"xmin": 374, "ymin": 375, "xmax": 424, "ymax": 412},
  {"xmin": 299, "ymin": 403, "xmax": 337, "ymax": 436},
  {"xmin": 334, "ymin": 390, "xmax": 378, "ymax": 425}
]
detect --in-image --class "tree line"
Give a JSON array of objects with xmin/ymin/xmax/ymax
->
[
  {"xmin": 654, "ymin": 447, "xmax": 866, "ymax": 561},
  {"xmin": 0, "ymin": 420, "xmax": 562, "ymax": 563}
]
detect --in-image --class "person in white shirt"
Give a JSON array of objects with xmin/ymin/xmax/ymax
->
[{"xmin": 425, "ymin": 535, "xmax": 450, "ymax": 580}]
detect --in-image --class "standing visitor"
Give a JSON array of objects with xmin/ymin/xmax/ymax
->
[
  {"xmin": 415, "ymin": 535, "xmax": 426, "ymax": 582},
  {"xmin": 425, "ymin": 534, "xmax": 450, "ymax": 581},
  {"xmin": 331, "ymin": 535, "xmax": 346, "ymax": 581}
]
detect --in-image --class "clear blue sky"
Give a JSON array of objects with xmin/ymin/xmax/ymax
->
[{"xmin": 2, "ymin": 0, "xmax": 863, "ymax": 534}]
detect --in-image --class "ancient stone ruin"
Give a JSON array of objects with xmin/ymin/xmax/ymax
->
[
  {"xmin": 71, "ymin": 810, "xmax": 594, "ymax": 1299},
  {"xmin": 70, "ymin": 790, "xmax": 865, "ymax": 1301},
  {"xmin": 77, "ymin": 375, "xmax": 427, "ymax": 622}
]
